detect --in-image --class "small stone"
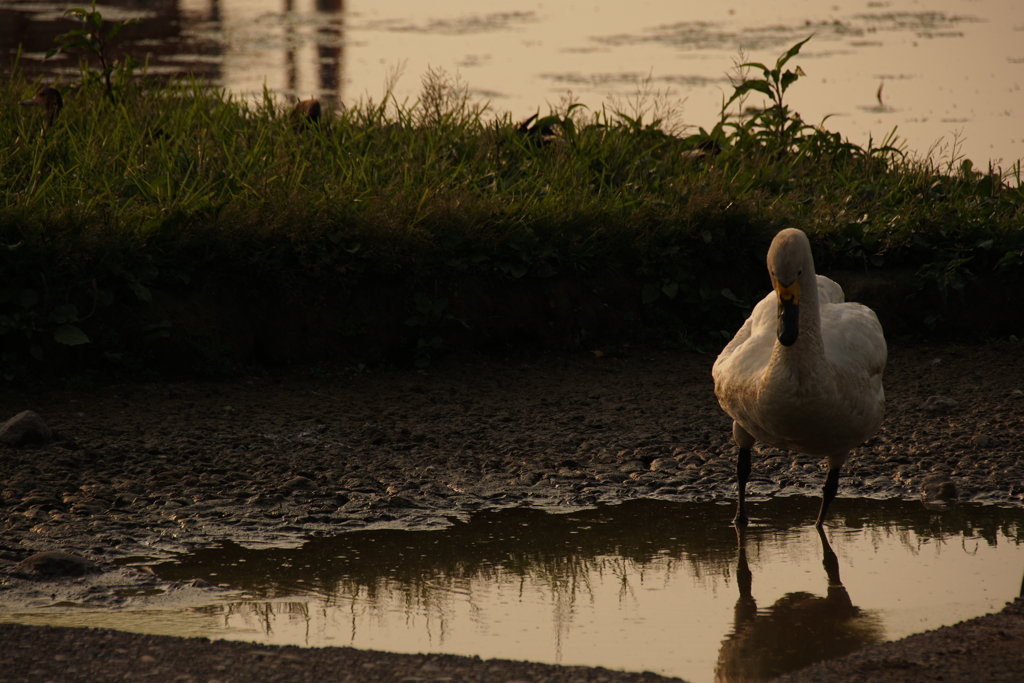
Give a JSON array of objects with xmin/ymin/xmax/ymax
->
[
  {"xmin": 921, "ymin": 475, "xmax": 957, "ymax": 503},
  {"xmin": 0, "ymin": 410, "xmax": 53, "ymax": 446},
  {"xmin": 923, "ymin": 396, "xmax": 959, "ymax": 414},
  {"xmin": 975, "ymin": 434, "xmax": 998, "ymax": 448},
  {"xmin": 517, "ymin": 472, "xmax": 541, "ymax": 486},
  {"xmin": 14, "ymin": 550, "xmax": 100, "ymax": 578},
  {"xmin": 21, "ymin": 494, "xmax": 63, "ymax": 510},
  {"xmin": 282, "ymin": 476, "xmax": 317, "ymax": 491},
  {"xmin": 382, "ymin": 495, "xmax": 417, "ymax": 509},
  {"xmin": 22, "ymin": 508, "xmax": 50, "ymax": 522},
  {"xmin": 649, "ymin": 457, "xmax": 678, "ymax": 472}
]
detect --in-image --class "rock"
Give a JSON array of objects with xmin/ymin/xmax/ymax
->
[
  {"xmin": 13, "ymin": 550, "xmax": 100, "ymax": 578},
  {"xmin": 0, "ymin": 410, "xmax": 53, "ymax": 446},
  {"xmin": 923, "ymin": 396, "xmax": 959, "ymax": 414},
  {"xmin": 517, "ymin": 472, "xmax": 541, "ymax": 486},
  {"xmin": 382, "ymin": 495, "xmax": 419, "ymax": 509},
  {"xmin": 974, "ymin": 434, "xmax": 998, "ymax": 448},
  {"xmin": 649, "ymin": 457, "xmax": 678, "ymax": 472},
  {"xmin": 19, "ymin": 494, "xmax": 63, "ymax": 511},
  {"xmin": 282, "ymin": 476, "xmax": 317, "ymax": 491},
  {"xmin": 921, "ymin": 475, "xmax": 958, "ymax": 504}
]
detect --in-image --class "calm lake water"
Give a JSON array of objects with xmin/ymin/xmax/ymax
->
[
  {"xmin": 2, "ymin": 0, "xmax": 1022, "ymax": 166},
  {"xmin": 6, "ymin": 498, "xmax": 1023, "ymax": 683}
]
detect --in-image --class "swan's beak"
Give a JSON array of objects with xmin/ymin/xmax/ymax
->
[{"xmin": 776, "ymin": 279, "xmax": 800, "ymax": 346}]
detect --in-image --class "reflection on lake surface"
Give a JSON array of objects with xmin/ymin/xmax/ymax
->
[
  {"xmin": 1, "ymin": 0, "xmax": 1021, "ymax": 165},
  {"xmin": 11, "ymin": 498, "xmax": 1024, "ymax": 683},
  {"xmin": 717, "ymin": 527, "xmax": 881, "ymax": 682}
]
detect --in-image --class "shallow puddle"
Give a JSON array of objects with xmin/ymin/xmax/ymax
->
[
  {"xmin": 3, "ymin": 0, "xmax": 1022, "ymax": 164},
  {"xmin": 6, "ymin": 497, "xmax": 1023, "ymax": 683}
]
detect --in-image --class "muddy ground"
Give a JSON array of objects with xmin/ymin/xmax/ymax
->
[{"xmin": 1, "ymin": 342, "xmax": 1023, "ymax": 682}]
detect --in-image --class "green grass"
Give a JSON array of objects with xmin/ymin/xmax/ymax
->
[{"xmin": 2, "ymin": 39, "xmax": 1024, "ymax": 381}]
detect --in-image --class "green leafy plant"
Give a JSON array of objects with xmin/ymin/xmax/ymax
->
[
  {"xmin": 405, "ymin": 292, "xmax": 452, "ymax": 328},
  {"xmin": 0, "ymin": 284, "xmax": 91, "ymax": 382},
  {"xmin": 2, "ymin": 28, "xmax": 1023, "ymax": 381},
  {"xmin": 46, "ymin": 1, "xmax": 140, "ymax": 104},
  {"xmin": 724, "ymin": 35, "xmax": 813, "ymax": 152},
  {"xmin": 405, "ymin": 291, "xmax": 471, "ymax": 367}
]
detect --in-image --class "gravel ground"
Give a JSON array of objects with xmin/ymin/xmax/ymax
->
[{"xmin": 1, "ymin": 342, "xmax": 1022, "ymax": 682}]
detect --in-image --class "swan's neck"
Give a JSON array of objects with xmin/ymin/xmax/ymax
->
[
  {"xmin": 772, "ymin": 272, "xmax": 826, "ymax": 374},
  {"xmin": 796, "ymin": 271, "xmax": 822, "ymax": 339}
]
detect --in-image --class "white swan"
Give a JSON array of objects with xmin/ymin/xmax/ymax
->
[{"xmin": 712, "ymin": 228, "xmax": 887, "ymax": 526}]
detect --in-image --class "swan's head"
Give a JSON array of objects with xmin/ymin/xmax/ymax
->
[{"xmin": 767, "ymin": 229, "xmax": 813, "ymax": 347}]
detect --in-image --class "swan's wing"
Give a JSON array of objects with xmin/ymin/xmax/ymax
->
[
  {"xmin": 713, "ymin": 290, "xmax": 777, "ymax": 393},
  {"xmin": 819, "ymin": 274, "xmax": 886, "ymax": 389},
  {"xmin": 821, "ymin": 302, "xmax": 888, "ymax": 381},
  {"xmin": 816, "ymin": 275, "xmax": 845, "ymax": 305},
  {"xmin": 821, "ymin": 301, "xmax": 888, "ymax": 448}
]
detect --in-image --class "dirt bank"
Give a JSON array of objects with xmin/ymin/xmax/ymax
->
[{"xmin": 1, "ymin": 342, "xmax": 1022, "ymax": 681}]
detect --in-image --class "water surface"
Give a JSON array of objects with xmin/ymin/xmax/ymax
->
[
  {"xmin": 7, "ymin": 498, "xmax": 1023, "ymax": 683},
  {"xmin": 2, "ymin": 0, "xmax": 1022, "ymax": 165}
]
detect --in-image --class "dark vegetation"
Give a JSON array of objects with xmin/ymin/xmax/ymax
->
[{"xmin": 3, "ymin": 12, "xmax": 1023, "ymax": 383}]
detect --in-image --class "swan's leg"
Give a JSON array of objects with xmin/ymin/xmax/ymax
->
[
  {"xmin": 816, "ymin": 526, "xmax": 841, "ymax": 586},
  {"xmin": 732, "ymin": 422, "xmax": 756, "ymax": 526},
  {"xmin": 815, "ymin": 455, "xmax": 847, "ymax": 527},
  {"xmin": 733, "ymin": 526, "xmax": 756, "ymax": 624},
  {"xmin": 735, "ymin": 447, "xmax": 752, "ymax": 525}
]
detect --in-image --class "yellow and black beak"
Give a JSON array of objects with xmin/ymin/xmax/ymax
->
[{"xmin": 776, "ymin": 279, "xmax": 800, "ymax": 346}]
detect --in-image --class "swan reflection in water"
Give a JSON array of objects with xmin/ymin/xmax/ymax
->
[{"xmin": 715, "ymin": 527, "xmax": 884, "ymax": 683}]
